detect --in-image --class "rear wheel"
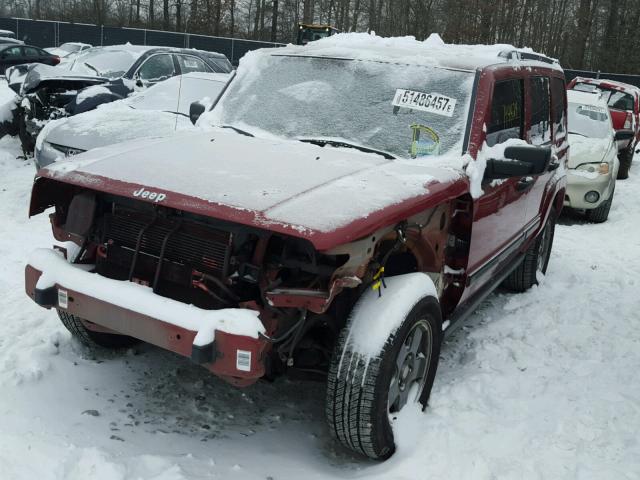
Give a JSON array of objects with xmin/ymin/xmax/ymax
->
[
  {"xmin": 326, "ymin": 287, "xmax": 442, "ymax": 459},
  {"xmin": 617, "ymin": 145, "xmax": 633, "ymax": 179},
  {"xmin": 57, "ymin": 310, "xmax": 140, "ymax": 349},
  {"xmin": 586, "ymin": 187, "xmax": 614, "ymax": 223},
  {"xmin": 502, "ymin": 208, "xmax": 556, "ymax": 292}
]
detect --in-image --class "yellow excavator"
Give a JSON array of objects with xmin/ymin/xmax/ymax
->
[{"xmin": 296, "ymin": 23, "xmax": 340, "ymax": 45}]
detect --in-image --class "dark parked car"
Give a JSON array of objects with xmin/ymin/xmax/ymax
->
[
  {"xmin": 7, "ymin": 44, "xmax": 232, "ymax": 153},
  {"xmin": 25, "ymin": 38, "xmax": 566, "ymax": 459},
  {"xmin": 0, "ymin": 44, "xmax": 59, "ymax": 74}
]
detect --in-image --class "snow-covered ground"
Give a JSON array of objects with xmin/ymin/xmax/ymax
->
[{"xmin": 1, "ymin": 99, "xmax": 639, "ymax": 479}]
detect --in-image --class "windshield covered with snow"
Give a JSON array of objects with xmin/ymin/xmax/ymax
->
[
  {"xmin": 68, "ymin": 49, "xmax": 138, "ymax": 79},
  {"xmin": 568, "ymin": 102, "xmax": 611, "ymax": 139},
  {"xmin": 214, "ymin": 54, "xmax": 475, "ymax": 159},
  {"xmin": 59, "ymin": 43, "xmax": 84, "ymax": 54}
]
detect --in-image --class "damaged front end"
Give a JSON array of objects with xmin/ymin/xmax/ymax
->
[{"xmin": 26, "ymin": 178, "xmax": 378, "ymax": 385}]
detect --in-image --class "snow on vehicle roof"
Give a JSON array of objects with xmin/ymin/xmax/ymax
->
[
  {"xmin": 567, "ymin": 89, "xmax": 609, "ymax": 107},
  {"xmin": 573, "ymin": 76, "xmax": 640, "ymax": 94},
  {"xmin": 268, "ymin": 32, "xmax": 560, "ymax": 72}
]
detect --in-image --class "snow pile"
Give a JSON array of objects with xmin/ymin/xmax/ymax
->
[
  {"xmin": 29, "ymin": 248, "xmax": 265, "ymax": 346},
  {"xmin": 0, "ymin": 80, "xmax": 18, "ymax": 124}
]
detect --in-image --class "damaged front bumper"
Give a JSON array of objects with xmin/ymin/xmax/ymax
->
[{"xmin": 25, "ymin": 248, "xmax": 270, "ymax": 386}]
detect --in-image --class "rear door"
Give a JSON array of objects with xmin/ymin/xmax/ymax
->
[
  {"xmin": 521, "ymin": 75, "xmax": 556, "ymax": 230},
  {"xmin": 467, "ymin": 77, "xmax": 531, "ymax": 284}
]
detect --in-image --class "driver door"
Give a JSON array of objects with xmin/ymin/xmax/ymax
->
[{"xmin": 466, "ymin": 77, "xmax": 530, "ymax": 292}]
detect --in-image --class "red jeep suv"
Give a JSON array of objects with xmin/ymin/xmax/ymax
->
[
  {"xmin": 25, "ymin": 36, "xmax": 567, "ymax": 459},
  {"xmin": 568, "ymin": 76, "xmax": 640, "ymax": 179}
]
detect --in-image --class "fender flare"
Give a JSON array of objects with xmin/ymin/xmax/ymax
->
[{"xmin": 341, "ymin": 272, "xmax": 439, "ymax": 360}]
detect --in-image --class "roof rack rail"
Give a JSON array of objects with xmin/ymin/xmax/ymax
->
[{"xmin": 498, "ymin": 50, "xmax": 557, "ymax": 65}]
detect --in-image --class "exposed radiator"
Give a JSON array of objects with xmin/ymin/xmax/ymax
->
[{"xmin": 102, "ymin": 206, "xmax": 232, "ymax": 277}]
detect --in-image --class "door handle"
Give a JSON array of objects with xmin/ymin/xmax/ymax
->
[{"xmin": 516, "ymin": 177, "xmax": 534, "ymax": 192}]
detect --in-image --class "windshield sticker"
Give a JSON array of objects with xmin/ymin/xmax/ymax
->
[
  {"xmin": 410, "ymin": 124, "xmax": 440, "ymax": 157},
  {"xmin": 392, "ymin": 89, "xmax": 457, "ymax": 117}
]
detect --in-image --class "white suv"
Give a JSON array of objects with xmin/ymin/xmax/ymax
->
[{"xmin": 565, "ymin": 89, "xmax": 630, "ymax": 222}]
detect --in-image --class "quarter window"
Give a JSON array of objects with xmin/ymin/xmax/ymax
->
[
  {"xmin": 529, "ymin": 76, "xmax": 551, "ymax": 145},
  {"xmin": 177, "ymin": 55, "xmax": 211, "ymax": 74},
  {"xmin": 486, "ymin": 79, "xmax": 523, "ymax": 147},
  {"xmin": 137, "ymin": 54, "xmax": 176, "ymax": 82}
]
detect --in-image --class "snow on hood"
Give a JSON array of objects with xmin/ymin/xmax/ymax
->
[
  {"xmin": 42, "ymin": 101, "xmax": 193, "ymax": 151},
  {"xmin": 271, "ymin": 32, "xmax": 558, "ymax": 72},
  {"xmin": 568, "ymin": 135, "xmax": 611, "ymax": 168},
  {"xmin": 42, "ymin": 129, "xmax": 464, "ymax": 233}
]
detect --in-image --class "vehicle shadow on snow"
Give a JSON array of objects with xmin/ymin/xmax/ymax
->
[
  {"xmin": 72, "ymin": 340, "xmax": 368, "ymax": 467},
  {"xmin": 557, "ymin": 207, "xmax": 591, "ymax": 226}
]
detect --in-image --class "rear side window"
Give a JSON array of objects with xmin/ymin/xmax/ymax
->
[
  {"xmin": 529, "ymin": 76, "xmax": 551, "ymax": 145},
  {"xmin": 608, "ymin": 91, "xmax": 634, "ymax": 111},
  {"xmin": 486, "ymin": 79, "xmax": 523, "ymax": 147},
  {"xmin": 24, "ymin": 47, "xmax": 41, "ymax": 57},
  {"xmin": 177, "ymin": 55, "xmax": 211, "ymax": 74},
  {"xmin": 551, "ymin": 77, "xmax": 567, "ymax": 138}
]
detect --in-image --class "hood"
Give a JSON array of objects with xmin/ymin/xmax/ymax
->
[
  {"xmin": 21, "ymin": 63, "xmax": 107, "ymax": 94},
  {"xmin": 34, "ymin": 130, "xmax": 467, "ymax": 249},
  {"xmin": 568, "ymin": 134, "xmax": 612, "ymax": 168},
  {"xmin": 44, "ymin": 102, "xmax": 193, "ymax": 151}
]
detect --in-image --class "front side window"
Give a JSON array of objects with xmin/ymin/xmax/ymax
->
[
  {"xmin": 607, "ymin": 91, "xmax": 634, "ymax": 111},
  {"xmin": 529, "ymin": 76, "xmax": 551, "ymax": 145},
  {"xmin": 486, "ymin": 79, "xmax": 523, "ymax": 147},
  {"xmin": 211, "ymin": 55, "xmax": 475, "ymax": 160},
  {"xmin": 2, "ymin": 46, "xmax": 21, "ymax": 58},
  {"xmin": 137, "ymin": 54, "xmax": 176, "ymax": 82},
  {"xmin": 177, "ymin": 55, "xmax": 211, "ymax": 74}
]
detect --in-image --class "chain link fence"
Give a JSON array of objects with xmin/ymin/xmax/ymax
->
[{"xmin": 0, "ymin": 17, "xmax": 284, "ymax": 65}]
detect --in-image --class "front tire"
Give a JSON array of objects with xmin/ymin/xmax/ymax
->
[
  {"xmin": 586, "ymin": 186, "xmax": 614, "ymax": 223},
  {"xmin": 503, "ymin": 207, "xmax": 556, "ymax": 292},
  {"xmin": 326, "ymin": 289, "xmax": 442, "ymax": 459},
  {"xmin": 57, "ymin": 310, "xmax": 140, "ymax": 349}
]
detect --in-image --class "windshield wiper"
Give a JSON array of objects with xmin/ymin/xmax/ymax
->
[
  {"xmin": 298, "ymin": 138, "xmax": 395, "ymax": 159},
  {"xmin": 568, "ymin": 131, "xmax": 588, "ymax": 137},
  {"xmin": 83, "ymin": 62, "xmax": 100, "ymax": 75},
  {"xmin": 220, "ymin": 125, "xmax": 254, "ymax": 137}
]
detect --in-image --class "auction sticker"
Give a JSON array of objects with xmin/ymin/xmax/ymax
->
[{"xmin": 392, "ymin": 89, "xmax": 457, "ymax": 117}]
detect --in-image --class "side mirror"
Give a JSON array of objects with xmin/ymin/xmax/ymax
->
[
  {"xmin": 484, "ymin": 145, "xmax": 552, "ymax": 180},
  {"xmin": 189, "ymin": 101, "xmax": 206, "ymax": 125},
  {"xmin": 614, "ymin": 129, "xmax": 634, "ymax": 141}
]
